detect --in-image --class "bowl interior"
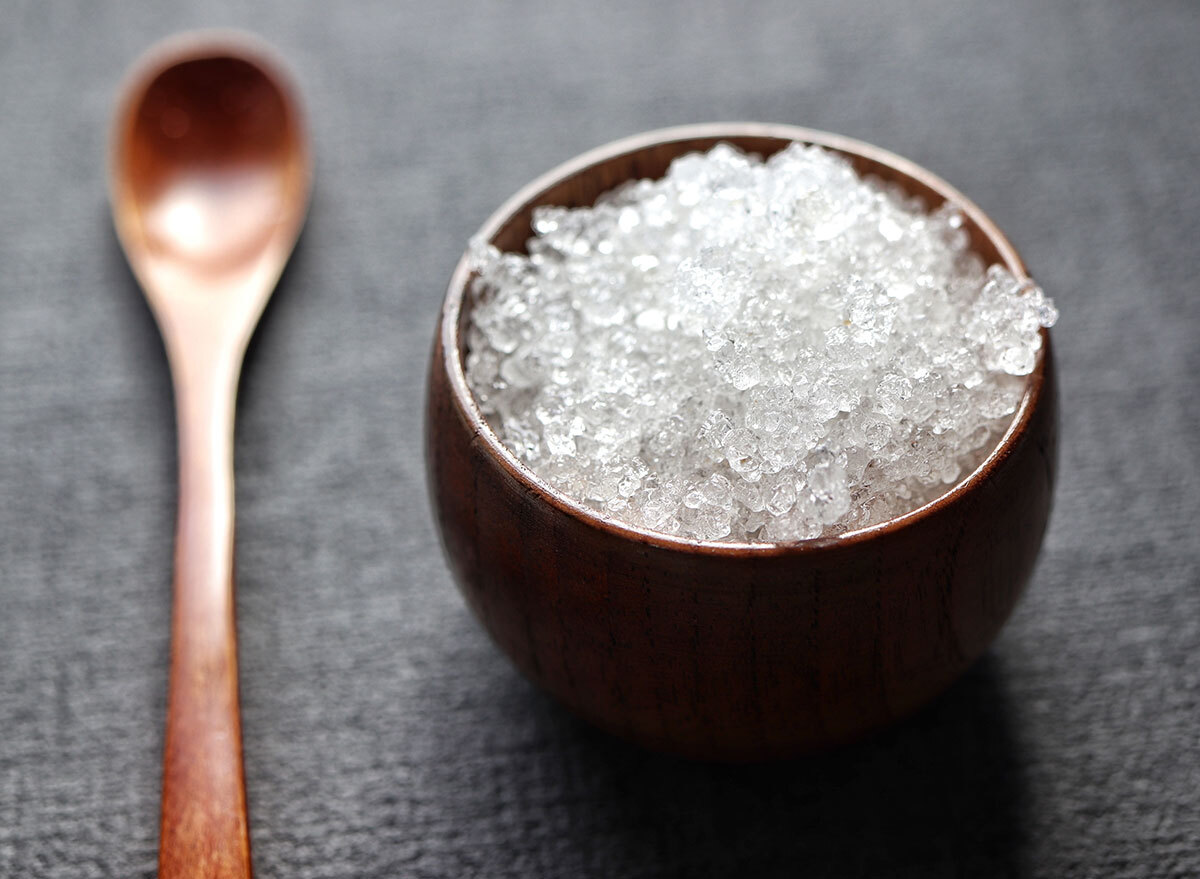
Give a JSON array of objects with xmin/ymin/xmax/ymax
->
[{"xmin": 443, "ymin": 123, "xmax": 1043, "ymax": 550}]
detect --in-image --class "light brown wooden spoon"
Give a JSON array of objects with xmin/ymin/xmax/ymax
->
[{"xmin": 110, "ymin": 32, "xmax": 310, "ymax": 878}]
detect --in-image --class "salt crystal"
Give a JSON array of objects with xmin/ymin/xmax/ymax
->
[{"xmin": 465, "ymin": 143, "xmax": 1058, "ymax": 542}]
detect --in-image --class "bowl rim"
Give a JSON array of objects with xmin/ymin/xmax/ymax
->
[{"xmin": 439, "ymin": 122, "xmax": 1048, "ymax": 556}]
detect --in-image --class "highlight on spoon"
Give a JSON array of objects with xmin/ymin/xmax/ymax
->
[{"xmin": 110, "ymin": 31, "xmax": 311, "ymax": 282}]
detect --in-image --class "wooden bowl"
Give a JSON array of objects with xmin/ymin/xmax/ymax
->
[{"xmin": 425, "ymin": 123, "xmax": 1057, "ymax": 760}]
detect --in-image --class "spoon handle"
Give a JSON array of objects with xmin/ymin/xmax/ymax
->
[{"xmin": 159, "ymin": 340, "xmax": 252, "ymax": 879}]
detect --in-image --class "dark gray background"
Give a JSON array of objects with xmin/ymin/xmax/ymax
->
[{"xmin": 2, "ymin": 1, "xmax": 1197, "ymax": 876}]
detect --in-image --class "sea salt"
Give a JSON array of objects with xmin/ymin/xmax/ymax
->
[{"xmin": 464, "ymin": 143, "xmax": 1058, "ymax": 543}]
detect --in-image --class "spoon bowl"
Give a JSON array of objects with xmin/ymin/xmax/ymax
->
[
  {"xmin": 426, "ymin": 123, "xmax": 1058, "ymax": 761},
  {"xmin": 112, "ymin": 33, "xmax": 310, "ymax": 345},
  {"xmin": 110, "ymin": 32, "xmax": 310, "ymax": 878}
]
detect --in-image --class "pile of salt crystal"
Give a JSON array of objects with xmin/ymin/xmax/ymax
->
[{"xmin": 465, "ymin": 143, "xmax": 1057, "ymax": 542}]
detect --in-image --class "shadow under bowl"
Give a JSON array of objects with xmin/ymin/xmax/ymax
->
[{"xmin": 425, "ymin": 123, "xmax": 1058, "ymax": 761}]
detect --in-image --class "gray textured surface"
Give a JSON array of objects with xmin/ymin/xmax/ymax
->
[{"xmin": 1, "ymin": 1, "xmax": 1197, "ymax": 876}]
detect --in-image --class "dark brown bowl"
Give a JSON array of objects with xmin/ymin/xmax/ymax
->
[{"xmin": 426, "ymin": 123, "xmax": 1058, "ymax": 760}]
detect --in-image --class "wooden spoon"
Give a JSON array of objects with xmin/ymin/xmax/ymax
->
[{"xmin": 109, "ymin": 32, "xmax": 310, "ymax": 878}]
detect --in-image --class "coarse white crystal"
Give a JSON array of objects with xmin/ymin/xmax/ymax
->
[{"xmin": 465, "ymin": 143, "xmax": 1058, "ymax": 542}]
